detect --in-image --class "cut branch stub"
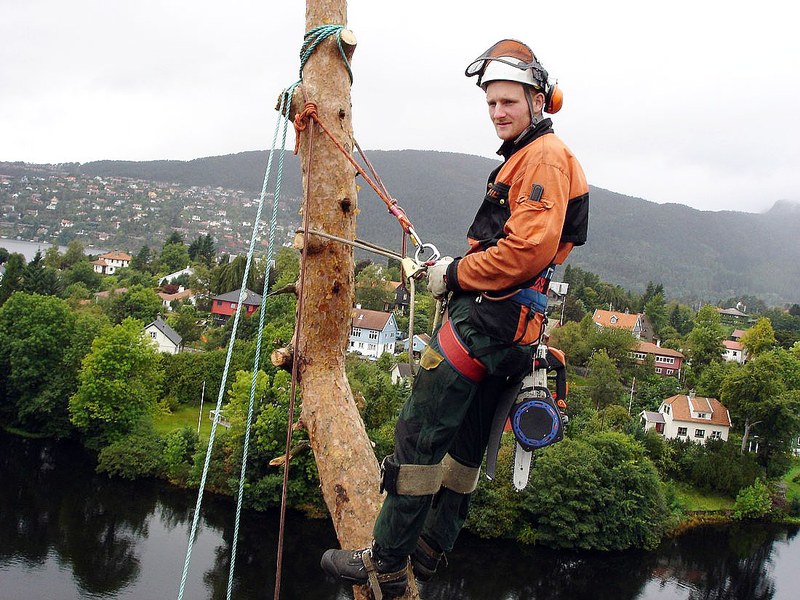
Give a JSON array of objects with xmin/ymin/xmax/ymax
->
[{"xmin": 271, "ymin": 346, "xmax": 294, "ymax": 370}]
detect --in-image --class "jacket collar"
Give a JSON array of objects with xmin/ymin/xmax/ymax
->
[{"xmin": 496, "ymin": 118, "xmax": 554, "ymax": 160}]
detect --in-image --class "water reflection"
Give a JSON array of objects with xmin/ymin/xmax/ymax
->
[{"xmin": 1, "ymin": 432, "xmax": 798, "ymax": 600}]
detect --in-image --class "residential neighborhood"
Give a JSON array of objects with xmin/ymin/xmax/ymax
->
[{"xmin": 0, "ymin": 165, "xmax": 301, "ymax": 256}]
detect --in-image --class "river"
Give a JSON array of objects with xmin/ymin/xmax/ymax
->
[
  {"xmin": 0, "ymin": 237, "xmax": 108, "ymax": 261},
  {"xmin": 1, "ymin": 431, "xmax": 799, "ymax": 600}
]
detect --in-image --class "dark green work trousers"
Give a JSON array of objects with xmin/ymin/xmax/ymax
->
[{"xmin": 373, "ymin": 294, "xmax": 533, "ymax": 558}]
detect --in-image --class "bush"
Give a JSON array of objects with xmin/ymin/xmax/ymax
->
[
  {"xmin": 96, "ymin": 423, "xmax": 165, "ymax": 479},
  {"xmin": 163, "ymin": 426, "xmax": 198, "ymax": 484},
  {"xmin": 733, "ymin": 479, "xmax": 773, "ymax": 520}
]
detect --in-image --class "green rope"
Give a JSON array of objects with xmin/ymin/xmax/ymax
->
[
  {"xmin": 175, "ymin": 83, "xmax": 298, "ymax": 600},
  {"xmin": 177, "ymin": 21, "xmax": 355, "ymax": 599},
  {"xmin": 226, "ymin": 83, "xmax": 297, "ymax": 600},
  {"xmin": 300, "ymin": 24, "xmax": 353, "ymax": 83}
]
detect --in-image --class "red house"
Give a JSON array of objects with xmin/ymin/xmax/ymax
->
[
  {"xmin": 211, "ymin": 288, "xmax": 262, "ymax": 325},
  {"xmin": 630, "ymin": 341, "xmax": 685, "ymax": 377}
]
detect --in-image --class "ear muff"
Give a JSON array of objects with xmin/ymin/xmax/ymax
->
[{"xmin": 545, "ymin": 84, "xmax": 562, "ymax": 114}]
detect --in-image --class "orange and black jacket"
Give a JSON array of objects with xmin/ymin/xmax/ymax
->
[{"xmin": 446, "ymin": 118, "xmax": 588, "ymax": 294}]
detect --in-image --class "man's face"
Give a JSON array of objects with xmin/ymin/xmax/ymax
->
[{"xmin": 485, "ymin": 80, "xmax": 531, "ymax": 141}]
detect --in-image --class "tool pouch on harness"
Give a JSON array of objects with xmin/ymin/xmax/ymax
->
[{"xmin": 469, "ymin": 266, "xmax": 552, "ymax": 346}]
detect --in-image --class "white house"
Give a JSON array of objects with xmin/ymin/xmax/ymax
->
[
  {"xmin": 157, "ymin": 287, "xmax": 196, "ymax": 311},
  {"xmin": 160, "ymin": 265, "xmax": 194, "ymax": 285},
  {"xmin": 641, "ymin": 393, "xmax": 732, "ymax": 444},
  {"xmin": 348, "ymin": 307, "xmax": 399, "ymax": 359},
  {"xmin": 91, "ymin": 250, "xmax": 132, "ymax": 275},
  {"xmin": 144, "ymin": 316, "xmax": 183, "ymax": 354},
  {"xmin": 723, "ymin": 340, "xmax": 746, "ymax": 364},
  {"xmin": 390, "ymin": 362, "xmax": 414, "ymax": 385},
  {"xmin": 403, "ymin": 333, "xmax": 431, "ymax": 358}
]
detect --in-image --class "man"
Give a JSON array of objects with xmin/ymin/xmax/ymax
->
[{"xmin": 322, "ymin": 39, "xmax": 588, "ymax": 598}]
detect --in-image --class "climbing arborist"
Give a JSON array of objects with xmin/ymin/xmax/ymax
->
[{"xmin": 321, "ymin": 38, "xmax": 589, "ymax": 598}]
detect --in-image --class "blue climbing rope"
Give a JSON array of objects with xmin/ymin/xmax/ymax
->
[
  {"xmin": 300, "ymin": 25, "xmax": 353, "ymax": 82},
  {"xmin": 178, "ymin": 22, "xmax": 354, "ymax": 600},
  {"xmin": 176, "ymin": 82, "xmax": 298, "ymax": 600}
]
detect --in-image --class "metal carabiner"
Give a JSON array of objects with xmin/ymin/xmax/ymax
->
[{"xmin": 415, "ymin": 242, "xmax": 440, "ymax": 265}]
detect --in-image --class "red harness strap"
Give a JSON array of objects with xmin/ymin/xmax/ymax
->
[{"xmin": 437, "ymin": 319, "xmax": 487, "ymax": 383}]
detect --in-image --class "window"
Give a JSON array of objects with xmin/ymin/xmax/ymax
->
[
  {"xmin": 655, "ymin": 356, "xmax": 676, "ymax": 364},
  {"xmin": 695, "ymin": 429, "xmax": 705, "ymax": 438},
  {"xmin": 710, "ymin": 431, "xmax": 722, "ymax": 440},
  {"xmin": 230, "ymin": 303, "xmax": 236, "ymax": 309},
  {"xmin": 368, "ymin": 330, "xmax": 379, "ymax": 340},
  {"xmin": 665, "ymin": 369, "xmax": 674, "ymax": 375},
  {"xmin": 697, "ymin": 413, "xmax": 707, "ymax": 419},
  {"xmin": 677, "ymin": 427, "xmax": 687, "ymax": 436},
  {"xmin": 352, "ymin": 327, "xmax": 362, "ymax": 336},
  {"xmin": 150, "ymin": 331, "xmax": 157, "ymax": 339},
  {"xmin": 655, "ymin": 367, "xmax": 662, "ymax": 374},
  {"xmin": 663, "ymin": 405, "xmax": 670, "ymax": 415},
  {"xmin": 216, "ymin": 300, "xmax": 223, "ymax": 306}
]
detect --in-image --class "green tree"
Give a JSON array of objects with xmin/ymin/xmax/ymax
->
[
  {"xmin": 721, "ymin": 352, "xmax": 787, "ymax": 457},
  {"xmin": 0, "ymin": 293, "xmax": 89, "ymax": 435},
  {"xmin": 63, "ymin": 260, "xmax": 103, "ymax": 292},
  {"xmin": 587, "ymin": 349, "xmax": 625, "ymax": 410},
  {"xmin": 0, "ymin": 253, "xmax": 26, "ymax": 305},
  {"xmin": 740, "ymin": 317, "xmax": 777, "ymax": 357},
  {"xmin": 69, "ymin": 317, "xmax": 164, "ymax": 449},
  {"xmin": 733, "ymin": 479, "xmax": 772, "ymax": 520},
  {"xmin": 61, "ymin": 240, "xmax": 87, "ymax": 269},
  {"xmin": 643, "ymin": 292, "xmax": 668, "ymax": 335},
  {"xmin": 188, "ymin": 234, "xmax": 216, "ymax": 266},
  {"xmin": 159, "ymin": 242, "xmax": 191, "ymax": 273},
  {"xmin": 131, "ymin": 245, "xmax": 152, "ymax": 273},
  {"xmin": 522, "ymin": 432, "xmax": 668, "ymax": 550},
  {"xmin": 22, "ymin": 251, "xmax": 63, "ymax": 296},
  {"xmin": 169, "ymin": 304, "xmax": 201, "ymax": 343},
  {"xmin": 687, "ymin": 304, "xmax": 725, "ymax": 373},
  {"xmin": 355, "ymin": 263, "xmax": 391, "ymax": 311},
  {"xmin": 107, "ymin": 284, "xmax": 162, "ymax": 324}
]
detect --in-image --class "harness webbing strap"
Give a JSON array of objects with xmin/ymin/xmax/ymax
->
[{"xmin": 437, "ymin": 319, "xmax": 487, "ymax": 383}]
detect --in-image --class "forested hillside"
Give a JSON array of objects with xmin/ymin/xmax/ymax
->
[{"xmin": 80, "ymin": 150, "xmax": 800, "ymax": 304}]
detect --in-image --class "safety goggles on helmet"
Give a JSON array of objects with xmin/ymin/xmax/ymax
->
[{"xmin": 465, "ymin": 39, "xmax": 549, "ymax": 90}]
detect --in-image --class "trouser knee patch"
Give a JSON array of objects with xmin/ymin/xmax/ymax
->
[
  {"xmin": 380, "ymin": 455, "xmax": 443, "ymax": 496},
  {"xmin": 441, "ymin": 453, "xmax": 480, "ymax": 494}
]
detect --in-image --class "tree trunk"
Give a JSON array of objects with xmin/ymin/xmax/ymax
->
[
  {"xmin": 294, "ymin": 0, "xmax": 382, "ymax": 544},
  {"xmin": 291, "ymin": 5, "xmax": 419, "ymax": 597}
]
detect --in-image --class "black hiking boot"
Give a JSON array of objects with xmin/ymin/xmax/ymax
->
[
  {"xmin": 320, "ymin": 542, "xmax": 408, "ymax": 599},
  {"xmin": 411, "ymin": 535, "xmax": 446, "ymax": 582}
]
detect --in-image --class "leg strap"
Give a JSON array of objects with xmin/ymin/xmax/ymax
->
[
  {"xmin": 437, "ymin": 319, "xmax": 487, "ymax": 382},
  {"xmin": 441, "ymin": 453, "xmax": 480, "ymax": 494},
  {"xmin": 380, "ymin": 455, "xmax": 443, "ymax": 496},
  {"xmin": 361, "ymin": 547, "xmax": 408, "ymax": 600}
]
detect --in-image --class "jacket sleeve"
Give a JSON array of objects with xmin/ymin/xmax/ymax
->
[{"xmin": 449, "ymin": 160, "xmax": 570, "ymax": 292}]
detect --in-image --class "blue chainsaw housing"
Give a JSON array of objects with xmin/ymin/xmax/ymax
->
[{"xmin": 511, "ymin": 387, "xmax": 564, "ymax": 450}]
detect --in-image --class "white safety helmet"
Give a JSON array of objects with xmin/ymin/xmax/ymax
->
[{"xmin": 466, "ymin": 39, "xmax": 562, "ymax": 114}]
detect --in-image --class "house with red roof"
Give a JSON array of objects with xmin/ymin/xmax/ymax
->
[
  {"xmin": 641, "ymin": 393, "xmax": 732, "ymax": 444},
  {"xmin": 592, "ymin": 309, "xmax": 645, "ymax": 338},
  {"xmin": 91, "ymin": 250, "xmax": 132, "ymax": 275},
  {"xmin": 630, "ymin": 341, "xmax": 685, "ymax": 377},
  {"xmin": 723, "ymin": 339, "xmax": 746, "ymax": 364}
]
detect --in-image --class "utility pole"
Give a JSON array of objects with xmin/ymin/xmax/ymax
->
[{"xmin": 284, "ymin": 3, "xmax": 420, "ymax": 598}]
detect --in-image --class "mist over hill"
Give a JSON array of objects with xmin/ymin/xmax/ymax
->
[{"xmin": 80, "ymin": 150, "xmax": 800, "ymax": 304}]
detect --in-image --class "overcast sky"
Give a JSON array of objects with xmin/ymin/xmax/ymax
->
[{"xmin": 2, "ymin": 0, "xmax": 798, "ymax": 214}]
